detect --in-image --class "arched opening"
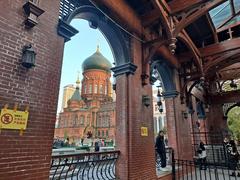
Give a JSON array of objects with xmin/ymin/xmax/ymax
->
[
  {"xmin": 150, "ymin": 57, "xmax": 178, "ymax": 174},
  {"xmin": 54, "ymin": 18, "xmax": 116, "ymax": 148}
]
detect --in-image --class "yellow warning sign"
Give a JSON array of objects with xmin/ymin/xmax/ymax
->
[
  {"xmin": 0, "ymin": 109, "xmax": 29, "ymax": 130},
  {"xmin": 141, "ymin": 127, "xmax": 148, "ymax": 136}
]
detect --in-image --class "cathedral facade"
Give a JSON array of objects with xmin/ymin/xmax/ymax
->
[{"xmin": 54, "ymin": 46, "xmax": 116, "ymax": 143}]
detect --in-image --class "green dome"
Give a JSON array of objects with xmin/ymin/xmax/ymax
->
[{"xmin": 82, "ymin": 47, "xmax": 112, "ymax": 72}]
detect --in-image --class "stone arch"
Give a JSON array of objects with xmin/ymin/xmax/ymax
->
[
  {"xmin": 150, "ymin": 58, "xmax": 178, "ymax": 98},
  {"xmin": 61, "ymin": 5, "xmax": 131, "ymax": 66}
]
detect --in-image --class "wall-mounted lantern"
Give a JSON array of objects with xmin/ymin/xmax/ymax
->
[
  {"xmin": 23, "ymin": 1, "xmax": 44, "ymax": 28},
  {"xmin": 182, "ymin": 111, "xmax": 188, "ymax": 119},
  {"xmin": 22, "ymin": 44, "xmax": 36, "ymax": 68},
  {"xmin": 142, "ymin": 95, "xmax": 151, "ymax": 107}
]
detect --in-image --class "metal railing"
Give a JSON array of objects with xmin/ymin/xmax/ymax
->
[
  {"xmin": 156, "ymin": 147, "xmax": 174, "ymax": 169},
  {"xmin": 50, "ymin": 150, "xmax": 120, "ymax": 180},
  {"xmin": 173, "ymin": 159, "xmax": 240, "ymax": 180}
]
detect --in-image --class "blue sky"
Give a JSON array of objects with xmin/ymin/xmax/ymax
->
[{"xmin": 57, "ymin": 19, "xmax": 114, "ymax": 113}]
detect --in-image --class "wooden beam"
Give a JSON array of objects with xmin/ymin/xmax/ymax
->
[
  {"xmin": 141, "ymin": 9, "xmax": 161, "ymax": 27},
  {"xmin": 204, "ymin": 49, "xmax": 240, "ymax": 73},
  {"xmin": 172, "ymin": 0, "xmax": 227, "ymax": 37},
  {"xmin": 155, "ymin": 45, "xmax": 180, "ymax": 68},
  {"xmin": 178, "ymin": 32, "xmax": 203, "ymax": 72},
  {"xmin": 205, "ymin": 54, "xmax": 240, "ymax": 78},
  {"xmin": 200, "ymin": 38, "xmax": 240, "ymax": 57},
  {"xmin": 168, "ymin": 0, "xmax": 205, "ymax": 14},
  {"xmin": 217, "ymin": 21, "xmax": 240, "ymax": 32},
  {"xmin": 206, "ymin": 14, "xmax": 218, "ymax": 43},
  {"xmin": 178, "ymin": 52, "xmax": 194, "ymax": 63},
  {"xmin": 152, "ymin": 0, "xmax": 172, "ymax": 38},
  {"xmin": 90, "ymin": 0, "xmax": 143, "ymax": 38},
  {"xmin": 153, "ymin": 0, "xmax": 203, "ymax": 73},
  {"xmin": 210, "ymin": 90, "xmax": 240, "ymax": 104}
]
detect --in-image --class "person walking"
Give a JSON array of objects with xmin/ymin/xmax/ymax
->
[
  {"xmin": 94, "ymin": 141, "xmax": 100, "ymax": 152},
  {"xmin": 197, "ymin": 141, "xmax": 207, "ymax": 170},
  {"xmin": 227, "ymin": 140, "xmax": 240, "ymax": 177},
  {"xmin": 155, "ymin": 130, "xmax": 167, "ymax": 171}
]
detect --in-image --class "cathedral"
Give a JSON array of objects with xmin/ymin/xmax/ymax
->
[{"xmin": 54, "ymin": 46, "xmax": 116, "ymax": 144}]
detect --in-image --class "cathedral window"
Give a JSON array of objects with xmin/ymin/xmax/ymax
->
[
  {"xmin": 73, "ymin": 115, "xmax": 78, "ymax": 126},
  {"xmin": 89, "ymin": 85, "xmax": 92, "ymax": 93},
  {"xmin": 107, "ymin": 116, "xmax": 110, "ymax": 127},
  {"xmin": 80, "ymin": 115, "xmax": 85, "ymax": 125},
  {"xmin": 100, "ymin": 85, "xmax": 103, "ymax": 94},
  {"xmin": 106, "ymin": 130, "xmax": 109, "ymax": 137},
  {"xmin": 64, "ymin": 120, "xmax": 67, "ymax": 127},
  {"xmin": 102, "ymin": 130, "xmax": 105, "ymax": 137},
  {"xmin": 97, "ymin": 116, "xmax": 102, "ymax": 127},
  {"xmin": 87, "ymin": 115, "xmax": 90, "ymax": 125},
  {"xmin": 84, "ymin": 85, "xmax": 87, "ymax": 94},
  {"xmin": 94, "ymin": 84, "xmax": 98, "ymax": 93},
  {"xmin": 105, "ymin": 85, "xmax": 107, "ymax": 95},
  {"xmin": 101, "ymin": 115, "xmax": 105, "ymax": 127}
]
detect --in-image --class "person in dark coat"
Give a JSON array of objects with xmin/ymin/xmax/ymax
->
[
  {"xmin": 155, "ymin": 130, "xmax": 167, "ymax": 169},
  {"xmin": 227, "ymin": 140, "xmax": 240, "ymax": 177},
  {"xmin": 94, "ymin": 141, "xmax": 100, "ymax": 152}
]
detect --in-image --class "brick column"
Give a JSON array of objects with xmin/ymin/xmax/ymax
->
[
  {"xmin": 112, "ymin": 59, "xmax": 156, "ymax": 179},
  {"xmin": 206, "ymin": 104, "xmax": 226, "ymax": 132},
  {"xmin": 115, "ymin": 74, "xmax": 129, "ymax": 178},
  {"xmin": 164, "ymin": 95, "xmax": 179, "ymax": 157},
  {"xmin": 0, "ymin": 1, "xmax": 64, "ymax": 179},
  {"xmin": 164, "ymin": 93, "xmax": 193, "ymax": 159}
]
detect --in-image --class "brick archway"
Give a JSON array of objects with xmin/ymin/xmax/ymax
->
[
  {"xmin": 59, "ymin": 4, "xmax": 131, "ymax": 66},
  {"xmin": 150, "ymin": 59, "xmax": 178, "ymax": 97}
]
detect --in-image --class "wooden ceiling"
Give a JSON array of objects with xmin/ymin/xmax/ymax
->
[{"xmin": 91, "ymin": 0, "xmax": 240, "ymax": 81}]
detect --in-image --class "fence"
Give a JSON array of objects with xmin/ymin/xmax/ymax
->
[
  {"xmin": 173, "ymin": 159, "xmax": 240, "ymax": 180},
  {"xmin": 191, "ymin": 132, "xmax": 228, "ymax": 166},
  {"xmin": 50, "ymin": 150, "xmax": 120, "ymax": 180},
  {"xmin": 172, "ymin": 132, "xmax": 240, "ymax": 180}
]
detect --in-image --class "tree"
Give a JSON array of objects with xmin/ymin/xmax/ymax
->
[{"xmin": 227, "ymin": 107, "xmax": 240, "ymax": 140}]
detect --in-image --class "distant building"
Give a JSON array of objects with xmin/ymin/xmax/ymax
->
[
  {"xmin": 54, "ymin": 46, "xmax": 116, "ymax": 143},
  {"xmin": 152, "ymin": 89, "xmax": 166, "ymax": 136},
  {"xmin": 61, "ymin": 84, "xmax": 75, "ymax": 111}
]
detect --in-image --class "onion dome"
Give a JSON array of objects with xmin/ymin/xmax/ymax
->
[{"xmin": 82, "ymin": 45, "xmax": 112, "ymax": 72}]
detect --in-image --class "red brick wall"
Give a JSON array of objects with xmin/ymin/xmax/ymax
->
[
  {"xmin": 115, "ymin": 37, "xmax": 156, "ymax": 179},
  {"xmin": 0, "ymin": 0, "xmax": 64, "ymax": 179},
  {"xmin": 165, "ymin": 74, "xmax": 193, "ymax": 160}
]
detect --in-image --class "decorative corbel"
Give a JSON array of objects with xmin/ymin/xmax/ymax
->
[
  {"xmin": 141, "ymin": 38, "xmax": 168, "ymax": 86},
  {"xmin": 23, "ymin": 1, "xmax": 44, "ymax": 29}
]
